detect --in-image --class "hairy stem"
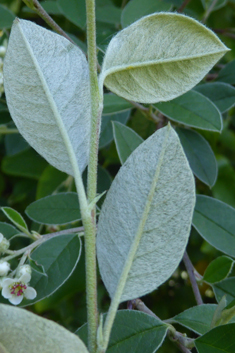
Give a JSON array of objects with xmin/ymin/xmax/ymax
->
[
  {"xmin": 183, "ymin": 251, "xmax": 203, "ymax": 305},
  {"xmin": 85, "ymin": 0, "xmax": 101, "ymax": 352}
]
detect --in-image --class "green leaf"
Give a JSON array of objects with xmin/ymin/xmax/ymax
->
[
  {"xmin": 58, "ymin": 0, "xmax": 86, "ymax": 29},
  {"xmin": 192, "ymin": 195, "xmax": 235, "ymax": 257},
  {"xmin": 217, "ymin": 59, "xmax": 235, "ymax": 84},
  {"xmin": 0, "ymin": 222, "xmax": 19, "ymax": 240},
  {"xmin": 203, "ymin": 256, "xmax": 234, "ymax": 284},
  {"xmin": 195, "ymin": 323, "xmax": 235, "ymax": 353},
  {"xmin": 213, "ymin": 278, "xmax": 235, "ymax": 305},
  {"xmin": 103, "ymin": 94, "xmax": 132, "ymax": 115},
  {"xmin": 121, "ymin": 0, "xmax": 171, "ymax": 28},
  {"xmin": 1, "ymin": 207, "xmax": 28, "ymax": 233},
  {"xmin": 96, "ymin": 5, "xmax": 121, "ymax": 25},
  {"xmin": 2, "ymin": 148, "xmax": 48, "ymax": 179},
  {"xmin": 41, "ymin": 1, "xmax": 62, "ymax": 15},
  {"xmin": 194, "ymin": 82, "xmax": 235, "ymax": 113},
  {"xmin": 25, "ymin": 192, "xmax": 81, "ymax": 225},
  {"xmin": 172, "ymin": 304, "xmax": 217, "ymax": 335},
  {"xmin": 211, "ymin": 296, "xmax": 227, "ymax": 328},
  {"xmin": 99, "ymin": 13, "xmax": 228, "ymax": 104},
  {"xmin": 0, "ymin": 5, "xmax": 15, "ymax": 29},
  {"xmin": 36, "ymin": 165, "xmax": 67, "ymax": 199},
  {"xmin": 113, "ymin": 121, "xmax": 143, "ymax": 164},
  {"xmin": 99, "ymin": 110, "xmax": 130, "ymax": 149},
  {"xmin": 201, "ymin": 0, "xmax": 227, "ymax": 11},
  {"xmin": 4, "ymin": 134, "xmax": 29, "ymax": 156},
  {"xmin": 176, "ymin": 127, "xmax": 217, "ymax": 187},
  {"xmin": 22, "ymin": 234, "xmax": 81, "ymax": 305},
  {"xmin": 97, "ymin": 125, "xmax": 195, "ymax": 302},
  {"xmin": 4, "ymin": 19, "xmax": 91, "ymax": 177},
  {"xmin": 76, "ymin": 310, "xmax": 168, "ymax": 353},
  {"xmin": 0, "ymin": 304, "xmax": 89, "ymax": 353},
  {"xmin": 154, "ymin": 90, "xmax": 222, "ymax": 132},
  {"xmin": 212, "ymin": 158, "xmax": 235, "ymax": 208}
]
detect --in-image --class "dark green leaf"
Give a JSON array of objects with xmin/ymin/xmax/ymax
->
[
  {"xmin": 5, "ymin": 135, "xmax": 29, "ymax": 156},
  {"xmin": 0, "ymin": 5, "xmax": 15, "ymax": 29},
  {"xmin": 0, "ymin": 222, "xmax": 19, "ymax": 240},
  {"xmin": 195, "ymin": 323, "xmax": 235, "ymax": 353},
  {"xmin": 176, "ymin": 127, "xmax": 217, "ymax": 187},
  {"xmin": 41, "ymin": 1, "xmax": 62, "ymax": 14},
  {"xmin": 154, "ymin": 90, "xmax": 222, "ymax": 132},
  {"xmin": 192, "ymin": 196, "xmax": 235, "ymax": 257},
  {"xmin": 217, "ymin": 59, "xmax": 235, "ymax": 84},
  {"xmin": 22, "ymin": 234, "xmax": 81, "ymax": 305},
  {"xmin": 96, "ymin": 5, "xmax": 121, "ymax": 25},
  {"xmin": 28, "ymin": 258, "xmax": 47, "ymax": 277},
  {"xmin": 25, "ymin": 192, "xmax": 81, "ymax": 225},
  {"xmin": 213, "ymin": 278, "xmax": 235, "ymax": 305},
  {"xmin": 113, "ymin": 122, "xmax": 143, "ymax": 164},
  {"xmin": 173, "ymin": 304, "xmax": 217, "ymax": 335},
  {"xmin": 194, "ymin": 82, "xmax": 235, "ymax": 113},
  {"xmin": 203, "ymin": 256, "xmax": 234, "ymax": 284},
  {"xmin": 76, "ymin": 310, "xmax": 168, "ymax": 353},
  {"xmin": 58, "ymin": 0, "xmax": 86, "ymax": 29},
  {"xmin": 2, "ymin": 148, "xmax": 48, "ymax": 179},
  {"xmin": 36, "ymin": 165, "xmax": 67, "ymax": 200},
  {"xmin": 103, "ymin": 94, "xmax": 132, "ymax": 115},
  {"xmin": 99, "ymin": 110, "xmax": 130, "ymax": 149},
  {"xmin": 121, "ymin": 0, "xmax": 171, "ymax": 28}
]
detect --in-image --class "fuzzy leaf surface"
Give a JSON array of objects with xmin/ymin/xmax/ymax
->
[
  {"xmin": 4, "ymin": 19, "xmax": 91, "ymax": 176},
  {"xmin": 99, "ymin": 13, "xmax": 228, "ymax": 103},
  {"xmin": 0, "ymin": 304, "xmax": 88, "ymax": 353},
  {"xmin": 97, "ymin": 125, "xmax": 195, "ymax": 302}
]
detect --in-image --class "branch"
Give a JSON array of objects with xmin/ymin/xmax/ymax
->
[
  {"xmin": 202, "ymin": 0, "xmax": 218, "ymax": 23},
  {"xmin": 183, "ymin": 251, "xmax": 203, "ymax": 305},
  {"xmin": 177, "ymin": 0, "xmax": 192, "ymax": 13},
  {"xmin": 133, "ymin": 298, "xmax": 194, "ymax": 353},
  {"xmin": 22, "ymin": 0, "xmax": 76, "ymax": 45}
]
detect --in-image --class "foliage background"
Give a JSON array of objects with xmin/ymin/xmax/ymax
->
[{"xmin": 0, "ymin": 0, "xmax": 235, "ymax": 352}]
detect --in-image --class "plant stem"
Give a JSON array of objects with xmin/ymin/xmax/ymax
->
[
  {"xmin": 177, "ymin": 0, "xmax": 192, "ymax": 13},
  {"xmin": 0, "ymin": 128, "xmax": 18, "ymax": 134},
  {"xmin": 183, "ymin": 251, "xmax": 203, "ymax": 305},
  {"xmin": 85, "ymin": 0, "xmax": 101, "ymax": 352},
  {"xmin": 22, "ymin": 0, "xmax": 75, "ymax": 44},
  {"xmin": 202, "ymin": 0, "xmax": 218, "ymax": 23}
]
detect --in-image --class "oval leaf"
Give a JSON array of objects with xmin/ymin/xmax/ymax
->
[
  {"xmin": 213, "ymin": 278, "xmax": 235, "ymax": 305},
  {"xmin": 0, "ymin": 222, "xmax": 19, "ymax": 240},
  {"xmin": 25, "ymin": 192, "xmax": 81, "ymax": 225},
  {"xmin": 176, "ymin": 127, "xmax": 217, "ymax": 187},
  {"xmin": 173, "ymin": 304, "xmax": 217, "ymax": 335},
  {"xmin": 22, "ymin": 233, "xmax": 81, "ymax": 305},
  {"xmin": 1, "ymin": 207, "xmax": 28, "ymax": 233},
  {"xmin": 97, "ymin": 125, "xmax": 195, "ymax": 302},
  {"xmin": 203, "ymin": 256, "xmax": 234, "ymax": 284},
  {"xmin": 113, "ymin": 121, "xmax": 143, "ymax": 164},
  {"xmin": 58, "ymin": 0, "xmax": 86, "ymax": 29},
  {"xmin": 0, "ymin": 304, "xmax": 89, "ymax": 353},
  {"xmin": 194, "ymin": 82, "xmax": 235, "ymax": 113},
  {"xmin": 192, "ymin": 196, "xmax": 235, "ymax": 257},
  {"xmin": 99, "ymin": 13, "xmax": 228, "ymax": 103},
  {"xmin": 0, "ymin": 5, "xmax": 15, "ymax": 29},
  {"xmin": 195, "ymin": 323, "xmax": 235, "ymax": 353},
  {"xmin": 76, "ymin": 310, "xmax": 168, "ymax": 353},
  {"xmin": 4, "ymin": 19, "xmax": 91, "ymax": 177},
  {"xmin": 217, "ymin": 59, "xmax": 235, "ymax": 84},
  {"xmin": 103, "ymin": 94, "xmax": 132, "ymax": 115},
  {"xmin": 155, "ymin": 90, "xmax": 222, "ymax": 132}
]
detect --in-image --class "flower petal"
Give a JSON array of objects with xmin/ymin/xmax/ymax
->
[
  {"xmin": 9, "ymin": 295, "xmax": 23, "ymax": 305},
  {"xmin": 2, "ymin": 285, "xmax": 12, "ymax": 299},
  {"xmin": 20, "ymin": 273, "xmax": 31, "ymax": 283},
  {"xmin": 2, "ymin": 278, "xmax": 14, "ymax": 287},
  {"xmin": 24, "ymin": 287, "xmax": 37, "ymax": 300}
]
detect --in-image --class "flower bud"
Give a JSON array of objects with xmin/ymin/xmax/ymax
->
[
  {"xmin": 0, "ymin": 233, "xmax": 10, "ymax": 254},
  {"xmin": 18, "ymin": 265, "xmax": 32, "ymax": 277},
  {"xmin": 0, "ymin": 46, "xmax": 6, "ymax": 57},
  {"xmin": 0, "ymin": 262, "xmax": 10, "ymax": 276}
]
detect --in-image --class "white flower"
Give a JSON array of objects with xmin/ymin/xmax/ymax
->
[
  {"xmin": 1, "ymin": 273, "xmax": 37, "ymax": 305},
  {"xmin": 0, "ymin": 233, "xmax": 9, "ymax": 254},
  {"xmin": 0, "ymin": 261, "xmax": 10, "ymax": 276},
  {"xmin": 0, "ymin": 46, "xmax": 6, "ymax": 56},
  {"xmin": 18, "ymin": 264, "xmax": 32, "ymax": 277}
]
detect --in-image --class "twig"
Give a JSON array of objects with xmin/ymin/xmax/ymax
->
[
  {"xmin": 202, "ymin": 0, "xmax": 218, "ymax": 23},
  {"xmin": 183, "ymin": 251, "xmax": 203, "ymax": 305},
  {"xmin": 177, "ymin": 0, "xmax": 192, "ymax": 13},
  {"xmin": 129, "ymin": 101, "xmax": 160, "ymax": 123},
  {"xmin": 133, "ymin": 298, "xmax": 194, "ymax": 353},
  {"xmin": 22, "ymin": 0, "xmax": 76, "ymax": 45},
  {"xmin": 213, "ymin": 28, "xmax": 235, "ymax": 40}
]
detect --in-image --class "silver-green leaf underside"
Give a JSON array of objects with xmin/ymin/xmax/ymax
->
[
  {"xmin": 97, "ymin": 125, "xmax": 195, "ymax": 302},
  {"xmin": 4, "ymin": 19, "xmax": 91, "ymax": 176},
  {"xmin": 0, "ymin": 304, "xmax": 89, "ymax": 353},
  {"xmin": 99, "ymin": 13, "xmax": 229, "ymax": 104}
]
